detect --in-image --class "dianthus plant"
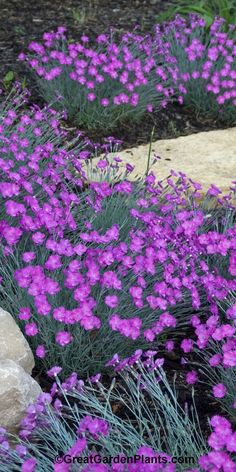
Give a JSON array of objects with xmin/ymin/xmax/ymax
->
[
  {"xmin": 1, "ymin": 110, "xmax": 236, "ymax": 380},
  {"xmin": 194, "ymin": 291, "xmax": 236, "ymax": 424},
  {"xmin": 154, "ymin": 15, "xmax": 236, "ymax": 123},
  {"xmin": 19, "ymin": 27, "xmax": 184, "ymax": 131},
  {"xmin": 0, "ymin": 356, "xmax": 209, "ymax": 471}
]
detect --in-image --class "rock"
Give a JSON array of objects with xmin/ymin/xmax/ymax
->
[
  {"xmin": 0, "ymin": 307, "xmax": 34, "ymax": 374},
  {"xmin": 0, "ymin": 359, "xmax": 41, "ymax": 432},
  {"xmin": 89, "ymin": 127, "xmax": 236, "ymax": 193}
]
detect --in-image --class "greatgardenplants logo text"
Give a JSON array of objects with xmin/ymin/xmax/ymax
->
[{"xmin": 54, "ymin": 454, "xmax": 196, "ymax": 466}]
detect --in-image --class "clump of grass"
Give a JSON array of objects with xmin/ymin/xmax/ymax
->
[
  {"xmin": 0, "ymin": 359, "xmax": 208, "ymax": 471},
  {"xmin": 155, "ymin": 0, "xmax": 236, "ymax": 29},
  {"xmin": 153, "ymin": 15, "xmax": 236, "ymax": 123},
  {"xmin": 19, "ymin": 27, "xmax": 183, "ymax": 132}
]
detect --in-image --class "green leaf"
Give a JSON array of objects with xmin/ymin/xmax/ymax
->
[
  {"xmin": 21, "ymin": 76, "xmax": 27, "ymax": 89},
  {"xmin": 203, "ymin": 14, "xmax": 214, "ymax": 28},
  {"xmin": 3, "ymin": 71, "xmax": 14, "ymax": 83},
  {"xmin": 155, "ymin": 7, "xmax": 179, "ymax": 23}
]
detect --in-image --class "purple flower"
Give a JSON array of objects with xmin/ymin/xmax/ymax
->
[
  {"xmin": 209, "ymin": 354, "xmax": 222, "ymax": 367},
  {"xmin": 186, "ymin": 370, "xmax": 198, "ymax": 385},
  {"xmin": 22, "ymin": 458, "xmax": 37, "ymax": 472},
  {"xmin": 18, "ymin": 307, "xmax": 31, "ymax": 321},
  {"xmin": 25, "ymin": 322, "xmax": 38, "ymax": 336},
  {"xmin": 78, "ymin": 416, "xmax": 109, "ymax": 438},
  {"xmin": 32, "ymin": 232, "xmax": 45, "ymax": 245},
  {"xmin": 47, "ymin": 366, "xmax": 62, "ymax": 377},
  {"xmin": 36, "ymin": 345, "xmax": 46, "ymax": 358},
  {"xmin": 104, "ymin": 294, "xmax": 119, "ymax": 308},
  {"xmin": 45, "ymin": 254, "xmax": 62, "ymax": 270},
  {"xmin": 181, "ymin": 339, "xmax": 193, "ymax": 353},
  {"xmin": 22, "ymin": 252, "xmax": 36, "ymax": 263},
  {"xmin": 213, "ymin": 383, "xmax": 227, "ymax": 398},
  {"xmin": 55, "ymin": 331, "xmax": 73, "ymax": 347}
]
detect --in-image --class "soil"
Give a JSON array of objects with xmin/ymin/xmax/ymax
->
[
  {"xmin": 0, "ymin": 0, "xmax": 172, "ymax": 77},
  {"xmin": 86, "ymin": 105, "xmax": 226, "ymax": 148}
]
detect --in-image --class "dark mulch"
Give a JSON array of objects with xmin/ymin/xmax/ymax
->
[
  {"xmin": 85, "ymin": 104, "xmax": 226, "ymax": 148},
  {"xmin": 0, "ymin": 0, "xmax": 172, "ymax": 77}
]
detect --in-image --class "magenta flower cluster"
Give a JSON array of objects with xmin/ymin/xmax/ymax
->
[
  {"xmin": 0, "ymin": 105, "xmax": 236, "ymax": 377},
  {"xmin": 19, "ymin": 26, "xmax": 184, "ymax": 130},
  {"xmin": 199, "ymin": 415, "xmax": 236, "ymax": 471},
  {"xmin": 154, "ymin": 15, "xmax": 236, "ymax": 119},
  {"xmin": 19, "ymin": 15, "xmax": 236, "ymax": 130},
  {"xmin": 0, "ymin": 107, "xmax": 85, "ymax": 247}
]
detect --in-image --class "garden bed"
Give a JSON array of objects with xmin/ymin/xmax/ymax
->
[
  {"xmin": 0, "ymin": 1, "xmax": 236, "ymax": 471},
  {"xmin": 1, "ymin": 0, "xmax": 232, "ymax": 149}
]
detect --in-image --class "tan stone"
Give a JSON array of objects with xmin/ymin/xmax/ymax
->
[
  {"xmin": 0, "ymin": 359, "xmax": 41, "ymax": 432},
  {"xmin": 0, "ymin": 307, "xmax": 34, "ymax": 374},
  {"xmin": 88, "ymin": 127, "xmax": 236, "ymax": 193}
]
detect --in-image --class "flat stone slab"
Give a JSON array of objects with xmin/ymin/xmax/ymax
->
[{"xmin": 97, "ymin": 128, "xmax": 236, "ymax": 192}]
